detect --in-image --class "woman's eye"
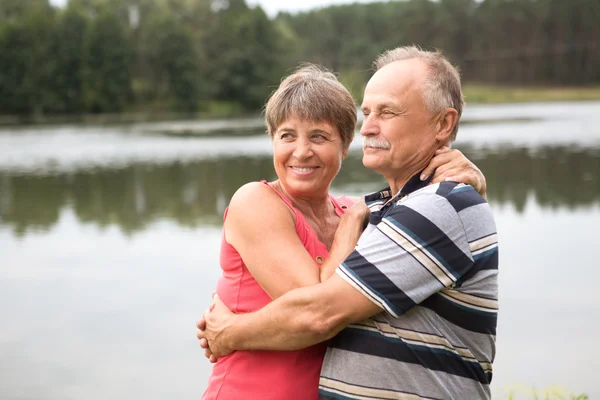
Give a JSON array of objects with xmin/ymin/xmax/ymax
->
[{"xmin": 280, "ymin": 133, "xmax": 293, "ymax": 139}]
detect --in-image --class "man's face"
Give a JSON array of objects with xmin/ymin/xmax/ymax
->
[{"xmin": 360, "ymin": 59, "xmax": 439, "ymax": 179}]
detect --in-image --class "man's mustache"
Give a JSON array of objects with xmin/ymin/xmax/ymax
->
[{"xmin": 362, "ymin": 137, "xmax": 391, "ymax": 150}]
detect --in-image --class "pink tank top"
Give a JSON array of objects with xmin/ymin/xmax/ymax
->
[{"xmin": 202, "ymin": 181, "xmax": 354, "ymax": 400}]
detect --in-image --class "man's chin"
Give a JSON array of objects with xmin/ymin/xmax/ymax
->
[{"xmin": 362, "ymin": 155, "xmax": 379, "ymax": 170}]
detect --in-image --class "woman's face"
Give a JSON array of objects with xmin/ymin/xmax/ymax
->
[{"xmin": 272, "ymin": 117, "xmax": 348, "ymax": 199}]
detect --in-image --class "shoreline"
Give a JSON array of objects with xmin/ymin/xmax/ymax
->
[{"xmin": 1, "ymin": 86, "xmax": 600, "ymax": 128}]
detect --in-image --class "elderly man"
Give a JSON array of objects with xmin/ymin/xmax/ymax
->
[{"xmin": 197, "ymin": 46, "xmax": 499, "ymax": 400}]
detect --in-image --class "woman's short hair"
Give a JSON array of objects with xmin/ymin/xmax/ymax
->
[{"xmin": 265, "ymin": 64, "xmax": 357, "ymax": 150}]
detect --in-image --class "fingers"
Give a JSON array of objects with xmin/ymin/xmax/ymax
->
[
  {"xmin": 432, "ymin": 172, "xmax": 484, "ymax": 197},
  {"xmin": 210, "ymin": 354, "xmax": 218, "ymax": 363},
  {"xmin": 200, "ymin": 338, "xmax": 209, "ymax": 349},
  {"xmin": 429, "ymin": 159, "xmax": 463, "ymax": 182},
  {"xmin": 431, "ymin": 170, "xmax": 477, "ymax": 186},
  {"xmin": 204, "ymin": 347, "xmax": 213, "ymax": 360},
  {"xmin": 196, "ymin": 318, "xmax": 206, "ymax": 331},
  {"xmin": 431, "ymin": 172, "xmax": 469, "ymax": 185},
  {"xmin": 422, "ymin": 149, "xmax": 463, "ymax": 180},
  {"xmin": 435, "ymin": 146, "xmax": 451, "ymax": 155}
]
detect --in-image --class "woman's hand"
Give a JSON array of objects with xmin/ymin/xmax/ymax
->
[
  {"xmin": 421, "ymin": 147, "xmax": 487, "ymax": 198},
  {"xmin": 331, "ymin": 200, "xmax": 370, "ymax": 257}
]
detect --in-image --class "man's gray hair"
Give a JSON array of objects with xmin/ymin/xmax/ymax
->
[{"xmin": 374, "ymin": 46, "xmax": 464, "ymax": 142}]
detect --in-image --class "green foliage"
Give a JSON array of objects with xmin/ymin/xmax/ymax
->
[
  {"xmin": 83, "ymin": 9, "xmax": 133, "ymax": 113},
  {"xmin": 0, "ymin": 0, "xmax": 52, "ymax": 19},
  {"xmin": 0, "ymin": 0, "xmax": 599, "ymax": 117},
  {"xmin": 48, "ymin": 6, "xmax": 88, "ymax": 113},
  {"xmin": 147, "ymin": 14, "xmax": 201, "ymax": 112},
  {"xmin": 0, "ymin": 20, "xmax": 36, "ymax": 114},
  {"xmin": 0, "ymin": 7, "xmax": 57, "ymax": 116},
  {"xmin": 203, "ymin": 1, "xmax": 285, "ymax": 110},
  {"xmin": 504, "ymin": 385, "xmax": 589, "ymax": 400},
  {"xmin": 278, "ymin": 0, "xmax": 600, "ymax": 90}
]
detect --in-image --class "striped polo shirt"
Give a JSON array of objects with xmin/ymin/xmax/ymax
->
[{"xmin": 319, "ymin": 174, "xmax": 499, "ymax": 400}]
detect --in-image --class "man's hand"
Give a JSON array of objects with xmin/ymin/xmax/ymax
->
[
  {"xmin": 196, "ymin": 294, "xmax": 236, "ymax": 362},
  {"xmin": 421, "ymin": 147, "xmax": 487, "ymax": 198},
  {"xmin": 196, "ymin": 316, "xmax": 217, "ymax": 363}
]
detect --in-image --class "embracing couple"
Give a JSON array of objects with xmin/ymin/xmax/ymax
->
[{"xmin": 196, "ymin": 46, "xmax": 499, "ymax": 400}]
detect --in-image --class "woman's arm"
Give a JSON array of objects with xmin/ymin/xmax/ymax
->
[
  {"xmin": 224, "ymin": 182, "xmax": 321, "ymax": 299},
  {"xmin": 419, "ymin": 147, "xmax": 488, "ymax": 198},
  {"xmin": 225, "ymin": 182, "xmax": 364, "ymax": 300}
]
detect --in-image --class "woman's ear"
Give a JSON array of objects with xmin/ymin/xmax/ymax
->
[{"xmin": 342, "ymin": 146, "xmax": 349, "ymax": 160}]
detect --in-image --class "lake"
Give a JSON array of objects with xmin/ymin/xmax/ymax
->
[{"xmin": 1, "ymin": 102, "xmax": 599, "ymax": 399}]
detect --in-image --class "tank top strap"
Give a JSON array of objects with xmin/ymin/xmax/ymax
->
[
  {"xmin": 260, "ymin": 180, "xmax": 298, "ymax": 213},
  {"xmin": 329, "ymin": 194, "xmax": 356, "ymax": 216},
  {"xmin": 223, "ymin": 181, "xmax": 297, "ymax": 222}
]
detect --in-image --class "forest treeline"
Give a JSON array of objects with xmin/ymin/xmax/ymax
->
[{"xmin": 0, "ymin": 0, "xmax": 598, "ymax": 117}]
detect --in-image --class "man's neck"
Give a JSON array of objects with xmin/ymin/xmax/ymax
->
[{"xmin": 386, "ymin": 160, "xmax": 430, "ymax": 196}]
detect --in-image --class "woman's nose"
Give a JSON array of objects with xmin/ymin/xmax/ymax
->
[{"xmin": 293, "ymin": 140, "xmax": 314, "ymax": 159}]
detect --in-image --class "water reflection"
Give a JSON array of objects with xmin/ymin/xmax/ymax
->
[{"xmin": 1, "ymin": 144, "xmax": 599, "ymax": 236}]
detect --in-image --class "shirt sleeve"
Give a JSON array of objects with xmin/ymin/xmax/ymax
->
[{"xmin": 336, "ymin": 192, "xmax": 475, "ymax": 318}]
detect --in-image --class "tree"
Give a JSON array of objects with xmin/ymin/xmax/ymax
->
[
  {"xmin": 0, "ymin": 0, "xmax": 52, "ymax": 20},
  {"xmin": 204, "ymin": 0, "xmax": 284, "ymax": 110},
  {"xmin": 153, "ymin": 15, "xmax": 201, "ymax": 112},
  {"xmin": 0, "ymin": 6, "xmax": 57, "ymax": 116},
  {"xmin": 48, "ymin": 5, "xmax": 88, "ymax": 113},
  {"xmin": 83, "ymin": 9, "xmax": 133, "ymax": 113}
]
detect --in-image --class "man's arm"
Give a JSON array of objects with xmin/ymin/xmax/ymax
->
[
  {"xmin": 199, "ymin": 272, "xmax": 381, "ymax": 358},
  {"xmin": 198, "ymin": 186, "xmax": 483, "ymax": 359},
  {"xmin": 224, "ymin": 182, "xmax": 365, "ymax": 300}
]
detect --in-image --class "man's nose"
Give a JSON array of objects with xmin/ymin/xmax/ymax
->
[{"xmin": 360, "ymin": 113, "xmax": 380, "ymax": 137}]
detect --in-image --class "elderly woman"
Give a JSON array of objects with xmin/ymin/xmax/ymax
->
[{"xmin": 201, "ymin": 65, "xmax": 485, "ymax": 400}]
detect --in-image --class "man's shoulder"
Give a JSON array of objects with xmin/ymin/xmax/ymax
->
[
  {"xmin": 399, "ymin": 181, "xmax": 492, "ymax": 220},
  {"xmin": 385, "ymin": 181, "xmax": 497, "ymax": 244},
  {"xmin": 404, "ymin": 181, "xmax": 486, "ymax": 207}
]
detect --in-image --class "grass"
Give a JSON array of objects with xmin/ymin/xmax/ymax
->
[
  {"xmin": 463, "ymin": 83, "xmax": 600, "ymax": 104},
  {"xmin": 339, "ymin": 74, "xmax": 600, "ymax": 105},
  {"xmin": 499, "ymin": 385, "xmax": 589, "ymax": 400}
]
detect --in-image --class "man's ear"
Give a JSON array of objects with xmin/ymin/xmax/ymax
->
[{"xmin": 435, "ymin": 108, "xmax": 458, "ymax": 143}]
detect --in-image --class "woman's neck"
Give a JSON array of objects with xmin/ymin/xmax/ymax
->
[{"xmin": 273, "ymin": 180, "xmax": 333, "ymax": 221}]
